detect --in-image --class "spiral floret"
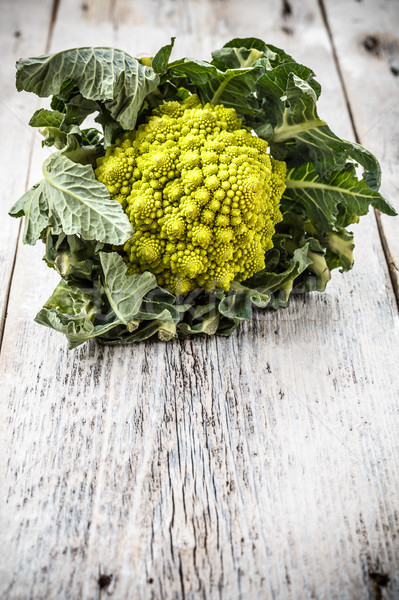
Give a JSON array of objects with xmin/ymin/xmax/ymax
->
[{"xmin": 96, "ymin": 95, "xmax": 286, "ymax": 295}]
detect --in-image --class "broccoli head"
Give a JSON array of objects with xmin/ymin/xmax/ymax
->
[{"xmin": 96, "ymin": 95, "xmax": 286, "ymax": 295}]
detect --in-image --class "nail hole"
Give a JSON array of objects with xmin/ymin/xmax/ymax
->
[
  {"xmin": 363, "ymin": 35, "xmax": 380, "ymax": 56},
  {"xmin": 282, "ymin": 0, "xmax": 292, "ymax": 18},
  {"xmin": 369, "ymin": 572, "xmax": 390, "ymax": 587},
  {"xmin": 281, "ymin": 25, "xmax": 293, "ymax": 35},
  {"xmin": 98, "ymin": 574, "xmax": 113, "ymax": 588},
  {"xmin": 389, "ymin": 59, "xmax": 399, "ymax": 76}
]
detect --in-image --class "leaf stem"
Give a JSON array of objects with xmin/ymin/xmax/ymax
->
[
  {"xmin": 272, "ymin": 118, "xmax": 326, "ymax": 143},
  {"xmin": 210, "ymin": 75, "xmax": 234, "ymax": 105}
]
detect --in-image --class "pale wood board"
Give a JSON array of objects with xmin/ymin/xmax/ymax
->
[
  {"xmin": 0, "ymin": 0, "xmax": 54, "ymax": 341},
  {"xmin": 0, "ymin": 1, "xmax": 398, "ymax": 599},
  {"xmin": 321, "ymin": 0, "xmax": 399, "ymax": 300}
]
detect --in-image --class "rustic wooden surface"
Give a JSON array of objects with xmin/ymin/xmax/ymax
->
[{"xmin": 0, "ymin": 1, "xmax": 398, "ymax": 599}]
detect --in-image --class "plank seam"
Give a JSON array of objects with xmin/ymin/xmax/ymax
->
[
  {"xmin": 318, "ymin": 0, "xmax": 399, "ymax": 311},
  {"xmin": 45, "ymin": 0, "xmax": 61, "ymax": 54},
  {"xmin": 0, "ymin": 0, "xmax": 62, "ymax": 353},
  {"xmin": 0, "ymin": 220, "xmax": 22, "ymax": 350}
]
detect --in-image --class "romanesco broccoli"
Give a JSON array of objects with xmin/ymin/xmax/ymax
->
[{"xmin": 96, "ymin": 95, "xmax": 286, "ymax": 295}]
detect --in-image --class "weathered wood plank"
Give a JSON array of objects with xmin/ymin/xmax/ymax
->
[
  {"xmin": 321, "ymin": 0, "xmax": 399, "ymax": 301},
  {"xmin": 0, "ymin": 0, "xmax": 55, "ymax": 343},
  {"xmin": 1, "ymin": 1, "xmax": 398, "ymax": 599}
]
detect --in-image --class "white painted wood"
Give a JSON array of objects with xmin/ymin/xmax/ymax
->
[
  {"xmin": 0, "ymin": 1, "xmax": 398, "ymax": 599},
  {"xmin": 321, "ymin": 0, "xmax": 399, "ymax": 300},
  {"xmin": 0, "ymin": 0, "xmax": 54, "ymax": 339}
]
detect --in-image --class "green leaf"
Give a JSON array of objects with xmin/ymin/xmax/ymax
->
[
  {"xmin": 102, "ymin": 319, "xmax": 178, "ymax": 343},
  {"xmin": 284, "ymin": 163, "xmax": 396, "ymax": 232},
  {"xmin": 270, "ymin": 74, "xmax": 383, "ymax": 187},
  {"xmin": 16, "ymin": 47, "xmax": 160, "ymax": 130},
  {"xmin": 178, "ymin": 314, "xmax": 221, "ymax": 337},
  {"xmin": 29, "ymin": 108, "xmax": 64, "ymax": 128},
  {"xmin": 218, "ymin": 282, "xmax": 270, "ymax": 320},
  {"xmin": 10, "ymin": 154, "xmax": 133, "ymax": 245},
  {"xmin": 220, "ymin": 37, "xmax": 321, "ymax": 97},
  {"xmin": 95, "ymin": 107, "xmax": 124, "ymax": 147},
  {"xmin": 135, "ymin": 293, "xmax": 181, "ymax": 323},
  {"xmin": 43, "ymin": 231, "xmax": 103, "ymax": 280},
  {"xmin": 325, "ymin": 229, "xmax": 355, "ymax": 271},
  {"xmin": 39, "ymin": 126, "xmax": 68, "ymax": 149},
  {"xmin": 9, "ymin": 181, "xmax": 49, "ymax": 244},
  {"xmin": 244, "ymin": 244, "xmax": 312, "ymax": 307},
  {"xmin": 43, "ymin": 153, "xmax": 133, "ymax": 243},
  {"xmin": 211, "ymin": 46, "xmax": 264, "ymax": 70},
  {"xmin": 214, "ymin": 38, "xmax": 320, "ymax": 134},
  {"xmin": 152, "ymin": 37, "xmax": 175, "ymax": 74},
  {"xmin": 167, "ymin": 58, "xmax": 263, "ymax": 116},
  {"xmin": 216, "ymin": 38, "xmax": 386, "ymax": 201},
  {"xmin": 34, "ymin": 279, "xmax": 119, "ymax": 349},
  {"xmin": 177, "ymin": 290, "xmax": 222, "ymax": 336},
  {"xmin": 29, "ymin": 105, "xmax": 103, "ymax": 161},
  {"xmin": 99, "ymin": 252, "xmax": 158, "ymax": 324},
  {"xmin": 60, "ymin": 95, "xmax": 101, "ymax": 126}
]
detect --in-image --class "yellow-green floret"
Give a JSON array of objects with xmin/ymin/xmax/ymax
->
[{"xmin": 96, "ymin": 95, "xmax": 286, "ymax": 295}]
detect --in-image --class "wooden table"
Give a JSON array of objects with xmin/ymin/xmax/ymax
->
[{"xmin": 1, "ymin": 0, "xmax": 398, "ymax": 598}]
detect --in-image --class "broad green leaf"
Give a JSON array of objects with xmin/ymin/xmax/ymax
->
[
  {"xmin": 167, "ymin": 58, "xmax": 263, "ymax": 116},
  {"xmin": 245, "ymin": 244, "xmax": 312, "ymax": 300},
  {"xmin": 35, "ymin": 308, "xmax": 119, "ymax": 349},
  {"xmin": 34, "ymin": 279, "xmax": 119, "ymax": 349},
  {"xmin": 38, "ymin": 278, "xmax": 96, "ymax": 317},
  {"xmin": 43, "ymin": 231, "xmax": 103, "ymax": 280},
  {"xmin": 134, "ymin": 305, "xmax": 178, "ymax": 323},
  {"xmin": 255, "ymin": 60, "xmax": 321, "ymax": 132},
  {"xmin": 59, "ymin": 95, "xmax": 100, "ymax": 126},
  {"xmin": 217, "ymin": 38, "xmax": 320, "ymax": 93},
  {"xmin": 218, "ymin": 282, "xmax": 270, "ymax": 320},
  {"xmin": 99, "ymin": 252, "xmax": 158, "ymax": 324},
  {"xmin": 214, "ymin": 316, "xmax": 240, "ymax": 337},
  {"xmin": 284, "ymin": 163, "xmax": 396, "ymax": 232},
  {"xmin": 29, "ymin": 108, "xmax": 64, "ymax": 128},
  {"xmin": 16, "ymin": 47, "xmax": 160, "ymax": 130},
  {"xmin": 273, "ymin": 214, "xmax": 353, "ymax": 284},
  {"xmin": 56, "ymin": 131, "xmax": 102, "ymax": 165},
  {"xmin": 220, "ymin": 37, "xmax": 321, "ymax": 96},
  {"xmin": 135, "ymin": 300, "xmax": 180, "ymax": 323},
  {"xmin": 270, "ymin": 74, "xmax": 383, "ymax": 188},
  {"xmin": 95, "ymin": 107, "xmax": 124, "ymax": 147},
  {"xmin": 30, "ymin": 105, "xmax": 103, "ymax": 159},
  {"xmin": 43, "ymin": 153, "xmax": 133, "ymax": 243},
  {"xmin": 177, "ymin": 290, "xmax": 221, "ymax": 336},
  {"xmin": 9, "ymin": 181, "xmax": 49, "ymax": 244},
  {"xmin": 214, "ymin": 38, "xmax": 321, "ymax": 134},
  {"xmin": 152, "ymin": 37, "xmax": 175, "ymax": 74},
  {"xmin": 138, "ymin": 287, "xmax": 183, "ymax": 322},
  {"xmin": 10, "ymin": 154, "xmax": 133, "ymax": 245},
  {"xmin": 211, "ymin": 46, "xmax": 264, "ymax": 70},
  {"xmin": 39, "ymin": 126, "xmax": 68, "ymax": 149}
]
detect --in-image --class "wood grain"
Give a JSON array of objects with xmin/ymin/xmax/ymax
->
[
  {"xmin": 320, "ymin": 0, "xmax": 399, "ymax": 302},
  {"xmin": 0, "ymin": 1, "xmax": 398, "ymax": 599}
]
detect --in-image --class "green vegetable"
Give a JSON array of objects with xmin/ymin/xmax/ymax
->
[
  {"xmin": 10, "ymin": 38, "xmax": 396, "ymax": 348},
  {"xmin": 96, "ymin": 95, "xmax": 286, "ymax": 295}
]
